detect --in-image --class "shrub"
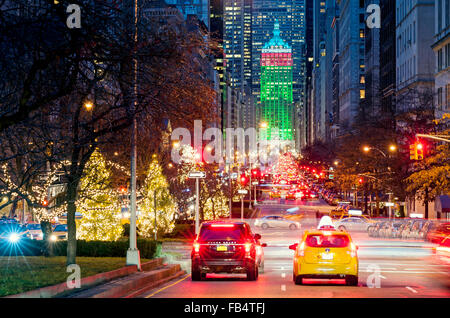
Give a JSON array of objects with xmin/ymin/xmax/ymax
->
[{"xmin": 0, "ymin": 239, "xmax": 161, "ymax": 259}]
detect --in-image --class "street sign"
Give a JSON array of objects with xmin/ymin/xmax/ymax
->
[
  {"xmin": 238, "ymin": 189, "xmax": 248, "ymax": 195},
  {"xmin": 189, "ymin": 171, "xmax": 206, "ymax": 178},
  {"xmin": 385, "ymin": 202, "xmax": 395, "ymax": 207}
]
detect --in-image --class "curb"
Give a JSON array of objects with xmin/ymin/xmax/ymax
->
[
  {"xmin": 123, "ymin": 270, "xmax": 187, "ymax": 298},
  {"xmin": 5, "ymin": 258, "xmax": 164, "ymax": 298},
  {"xmin": 69, "ymin": 264, "xmax": 184, "ymax": 298}
]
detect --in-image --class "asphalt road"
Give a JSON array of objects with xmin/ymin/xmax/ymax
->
[{"xmin": 139, "ymin": 199, "xmax": 450, "ymax": 298}]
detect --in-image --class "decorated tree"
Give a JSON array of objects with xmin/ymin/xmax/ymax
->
[
  {"xmin": 76, "ymin": 151, "xmax": 123, "ymax": 241},
  {"xmin": 138, "ymin": 156, "xmax": 177, "ymax": 238}
]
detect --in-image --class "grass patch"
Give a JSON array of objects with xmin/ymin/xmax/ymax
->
[{"xmin": 0, "ymin": 256, "xmax": 150, "ymax": 297}]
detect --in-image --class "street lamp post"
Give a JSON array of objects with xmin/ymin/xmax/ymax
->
[{"xmin": 126, "ymin": 0, "xmax": 140, "ymax": 270}]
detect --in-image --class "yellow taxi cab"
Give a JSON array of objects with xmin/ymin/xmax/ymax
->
[
  {"xmin": 289, "ymin": 216, "xmax": 359, "ymax": 286},
  {"xmin": 329, "ymin": 208, "xmax": 349, "ymax": 219},
  {"xmin": 269, "ymin": 190, "xmax": 281, "ymax": 199}
]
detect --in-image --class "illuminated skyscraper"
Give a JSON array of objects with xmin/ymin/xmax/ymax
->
[{"xmin": 260, "ymin": 20, "xmax": 294, "ymax": 142}]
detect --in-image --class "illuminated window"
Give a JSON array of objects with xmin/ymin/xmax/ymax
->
[
  {"xmin": 360, "ymin": 90, "xmax": 366, "ymax": 99},
  {"xmin": 360, "ymin": 76, "xmax": 365, "ymax": 84}
]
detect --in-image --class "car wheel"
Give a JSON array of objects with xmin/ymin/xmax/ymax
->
[
  {"xmin": 345, "ymin": 275, "xmax": 358, "ymax": 286},
  {"xmin": 289, "ymin": 224, "xmax": 297, "ymax": 231},
  {"xmin": 191, "ymin": 265, "xmax": 202, "ymax": 281},
  {"xmin": 294, "ymin": 274, "xmax": 304, "ymax": 285},
  {"xmin": 259, "ymin": 261, "xmax": 265, "ymax": 273},
  {"xmin": 246, "ymin": 262, "xmax": 258, "ymax": 281},
  {"xmin": 338, "ymin": 226, "xmax": 346, "ymax": 232},
  {"xmin": 261, "ymin": 223, "xmax": 269, "ymax": 230}
]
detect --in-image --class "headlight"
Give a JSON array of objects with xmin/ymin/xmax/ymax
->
[
  {"xmin": 50, "ymin": 234, "xmax": 57, "ymax": 242},
  {"xmin": 8, "ymin": 233, "xmax": 20, "ymax": 243}
]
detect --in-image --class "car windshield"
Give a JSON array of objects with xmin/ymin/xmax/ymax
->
[
  {"xmin": 54, "ymin": 225, "xmax": 67, "ymax": 232},
  {"xmin": 199, "ymin": 225, "xmax": 246, "ymax": 241},
  {"xmin": 305, "ymin": 234, "xmax": 350, "ymax": 248}
]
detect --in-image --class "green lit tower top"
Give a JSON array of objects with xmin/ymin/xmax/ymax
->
[{"xmin": 260, "ymin": 19, "xmax": 294, "ymax": 142}]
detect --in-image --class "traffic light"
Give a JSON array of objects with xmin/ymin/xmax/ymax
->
[
  {"xmin": 42, "ymin": 199, "xmax": 48, "ymax": 206},
  {"xmin": 239, "ymin": 174, "xmax": 249, "ymax": 186},
  {"xmin": 410, "ymin": 142, "xmax": 424, "ymax": 161},
  {"xmin": 251, "ymin": 168, "xmax": 261, "ymax": 179},
  {"xmin": 358, "ymin": 177, "xmax": 364, "ymax": 184},
  {"xmin": 416, "ymin": 143, "xmax": 424, "ymax": 160},
  {"xmin": 409, "ymin": 143, "xmax": 417, "ymax": 160}
]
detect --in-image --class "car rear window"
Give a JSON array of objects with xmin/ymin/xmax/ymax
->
[
  {"xmin": 305, "ymin": 234, "xmax": 350, "ymax": 248},
  {"xmin": 199, "ymin": 225, "xmax": 246, "ymax": 241}
]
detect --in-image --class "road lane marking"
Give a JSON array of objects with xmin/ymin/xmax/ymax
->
[
  {"xmin": 145, "ymin": 274, "xmax": 191, "ymax": 298},
  {"xmin": 406, "ymin": 286, "xmax": 418, "ymax": 294}
]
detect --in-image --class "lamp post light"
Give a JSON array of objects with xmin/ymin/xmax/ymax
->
[{"xmin": 362, "ymin": 145, "xmax": 397, "ymax": 158}]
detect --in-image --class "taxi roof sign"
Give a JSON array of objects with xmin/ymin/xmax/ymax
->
[{"xmin": 317, "ymin": 216, "xmax": 336, "ymax": 230}]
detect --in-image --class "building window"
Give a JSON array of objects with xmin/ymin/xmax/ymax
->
[
  {"xmin": 446, "ymin": 84, "xmax": 450, "ymax": 110},
  {"xmin": 437, "ymin": 87, "xmax": 443, "ymax": 110},
  {"xmin": 360, "ymin": 90, "xmax": 366, "ymax": 99},
  {"xmin": 438, "ymin": 48, "xmax": 443, "ymax": 71},
  {"xmin": 360, "ymin": 76, "xmax": 365, "ymax": 84}
]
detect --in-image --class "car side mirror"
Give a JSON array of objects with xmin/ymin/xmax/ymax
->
[
  {"xmin": 261, "ymin": 243, "xmax": 267, "ymax": 247},
  {"xmin": 254, "ymin": 233, "xmax": 261, "ymax": 240},
  {"xmin": 289, "ymin": 243, "xmax": 298, "ymax": 250}
]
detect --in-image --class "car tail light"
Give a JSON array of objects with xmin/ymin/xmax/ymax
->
[
  {"xmin": 350, "ymin": 243, "xmax": 357, "ymax": 257},
  {"xmin": 193, "ymin": 242, "xmax": 200, "ymax": 253},
  {"xmin": 256, "ymin": 245, "xmax": 262, "ymax": 256},
  {"xmin": 298, "ymin": 242, "xmax": 305, "ymax": 256},
  {"xmin": 245, "ymin": 242, "xmax": 252, "ymax": 253}
]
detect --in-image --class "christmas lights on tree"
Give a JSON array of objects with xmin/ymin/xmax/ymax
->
[
  {"xmin": 77, "ymin": 151, "xmax": 123, "ymax": 241},
  {"xmin": 138, "ymin": 156, "xmax": 177, "ymax": 238}
]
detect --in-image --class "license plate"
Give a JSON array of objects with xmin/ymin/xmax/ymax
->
[
  {"xmin": 216, "ymin": 245, "xmax": 227, "ymax": 252},
  {"xmin": 321, "ymin": 253, "xmax": 334, "ymax": 260}
]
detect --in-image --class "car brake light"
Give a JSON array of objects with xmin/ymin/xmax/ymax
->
[
  {"xmin": 350, "ymin": 243, "xmax": 357, "ymax": 257},
  {"xmin": 245, "ymin": 242, "xmax": 252, "ymax": 253},
  {"xmin": 193, "ymin": 242, "xmax": 200, "ymax": 253},
  {"xmin": 256, "ymin": 245, "xmax": 262, "ymax": 256},
  {"xmin": 298, "ymin": 242, "xmax": 305, "ymax": 256},
  {"xmin": 210, "ymin": 224, "xmax": 235, "ymax": 228}
]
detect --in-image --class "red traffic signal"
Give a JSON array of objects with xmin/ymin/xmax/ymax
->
[
  {"xmin": 251, "ymin": 168, "xmax": 261, "ymax": 179},
  {"xmin": 239, "ymin": 174, "xmax": 249, "ymax": 186},
  {"xmin": 358, "ymin": 178, "xmax": 364, "ymax": 184}
]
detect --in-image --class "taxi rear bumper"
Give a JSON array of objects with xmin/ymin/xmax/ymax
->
[{"xmin": 294, "ymin": 257, "xmax": 358, "ymax": 277}]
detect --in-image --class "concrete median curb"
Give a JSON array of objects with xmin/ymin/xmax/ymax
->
[
  {"xmin": 5, "ymin": 258, "xmax": 164, "ymax": 298},
  {"xmin": 69, "ymin": 264, "xmax": 185, "ymax": 298}
]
